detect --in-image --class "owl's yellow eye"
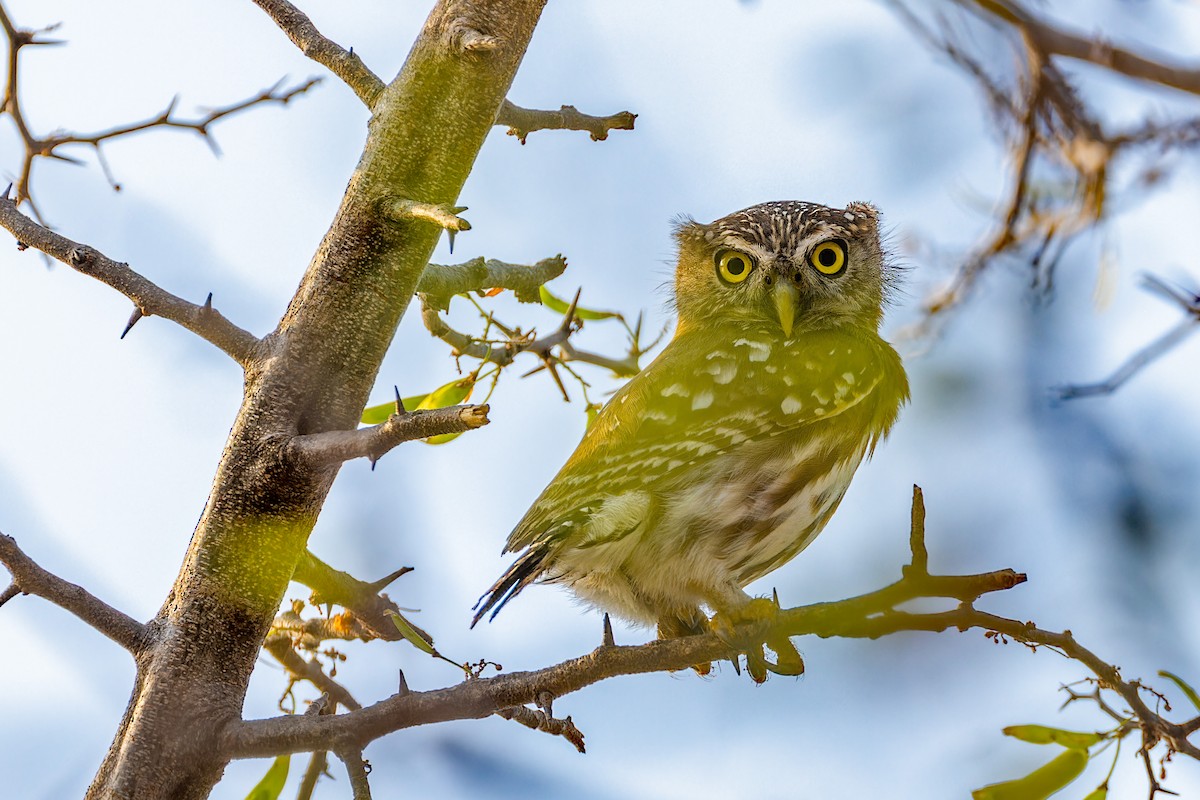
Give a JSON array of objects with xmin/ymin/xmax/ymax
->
[
  {"xmin": 809, "ymin": 240, "xmax": 847, "ymax": 276},
  {"xmin": 716, "ymin": 250, "xmax": 755, "ymax": 284}
]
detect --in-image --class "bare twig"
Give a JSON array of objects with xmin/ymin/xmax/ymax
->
[
  {"xmin": 250, "ymin": 0, "xmax": 384, "ymax": 107},
  {"xmin": 496, "ymin": 703, "xmax": 586, "ymax": 753},
  {"xmin": 0, "ymin": 193, "xmax": 262, "ymax": 366},
  {"xmin": 0, "ymin": 3, "xmax": 317, "ymax": 207},
  {"xmin": 1056, "ymin": 274, "xmax": 1200, "ymax": 399},
  {"xmin": 0, "ymin": 531, "xmax": 145, "ymax": 653},
  {"xmin": 285, "ymin": 403, "xmax": 490, "ymax": 468},
  {"xmin": 496, "ymin": 100, "xmax": 636, "ymax": 144},
  {"xmin": 264, "ymin": 635, "xmax": 362, "ymax": 711}
]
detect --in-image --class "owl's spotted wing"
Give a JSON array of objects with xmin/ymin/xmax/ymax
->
[
  {"xmin": 508, "ymin": 325, "xmax": 904, "ymax": 551},
  {"xmin": 472, "ymin": 325, "xmax": 905, "ymax": 625}
]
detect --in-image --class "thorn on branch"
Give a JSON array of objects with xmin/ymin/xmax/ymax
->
[
  {"xmin": 120, "ymin": 307, "xmax": 145, "ymax": 339},
  {"xmin": 602, "ymin": 613, "xmax": 615, "ymax": 648},
  {"xmin": 366, "ymin": 566, "xmax": 414, "ymax": 594},
  {"xmin": 397, "ymin": 669, "xmax": 410, "ymax": 697},
  {"xmin": 304, "ymin": 693, "xmax": 330, "ymax": 717}
]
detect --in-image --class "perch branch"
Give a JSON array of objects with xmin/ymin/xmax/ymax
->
[
  {"xmin": 285, "ymin": 403, "xmax": 490, "ymax": 468},
  {"xmin": 225, "ymin": 486, "xmax": 1200, "ymax": 766},
  {"xmin": 0, "ymin": 193, "xmax": 262, "ymax": 366},
  {"xmin": 496, "ymin": 100, "xmax": 637, "ymax": 144},
  {"xmin": 250, "ymin": 0, "xmax": 384, "ymax": 107},
  {"xmin": 0, "ymin": 531, "xmax": 145, "ymax": 653}
]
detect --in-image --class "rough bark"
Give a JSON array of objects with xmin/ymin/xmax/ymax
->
[{"xmin": 84, "ymin": 2, "xmax": 546, "ymax": 797}]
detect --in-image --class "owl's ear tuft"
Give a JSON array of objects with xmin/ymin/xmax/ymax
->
[
  {"xmin": 671, "ymin": 215, "xmax": 710, "ymax": 246},
  {"xmin": 845, "ymin": 202, "xmax": 879, "ymax": 226}
]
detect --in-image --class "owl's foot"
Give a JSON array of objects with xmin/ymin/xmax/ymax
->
[
  {"xmin": 710, "ymin": 596, "xmax": 804, "ymax": 683},
  {"xmin": 657, "ymin": 609, "xmax": 713, "ymax": 677}
]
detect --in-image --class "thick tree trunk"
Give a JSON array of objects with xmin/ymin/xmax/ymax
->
[{"xmin": 85, "ymin": 2, "xmax": 546, "ymax": 797}]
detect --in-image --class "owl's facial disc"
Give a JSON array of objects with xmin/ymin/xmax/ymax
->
[{"xmin": 771, "ymin": 278, "xmax": 798, "ymax": 338}]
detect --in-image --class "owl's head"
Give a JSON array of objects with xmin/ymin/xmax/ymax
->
[{"xmin": 672, "ymin": 200, "xmax": 894, "ymax": 336}]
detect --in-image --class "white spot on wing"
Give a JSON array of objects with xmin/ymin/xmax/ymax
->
[
  {"xmin": 661, "ymin": 383, "xmax": 689, "ymax": 397},
  {"xmin": 692, "ymin": 390, "xmax": 714, "ymax": 410},
  {"xmin": 781, "ymin": 395, "xmax": 803, "ymax": 414}
]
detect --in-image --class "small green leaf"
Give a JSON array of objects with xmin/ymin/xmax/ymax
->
[
  {"xmin": 584, "ymin": 403, "xmax": 601, "ymax": 430},
  {"xmin": 361, "ymin": 393, "xmax": 427, "ymax": 424},
  {"xmin": 1002, "ymin": 725, "xmax": 1104, "ymax": 749},
  {"xmin": 387, "ymin": 610, "xmax": 435, "ymax": 655},
  {"xmin": 1081, "ymin": 787, "xmax": 1107, "ymax": 800},
  {"xmin": 972, "ymin": 749, "xmax": 1088, "ymax": 800},
  {"xmin": 244, "ymin": 755, "xmax": 290, "ymax": 800},
  {"xmin": 539, "ymin": 285, "xmax": 619, "ymax": 321},
  {"xmin": 1159, "ymin": 670, "xmax": 1200, "ymax": 713}
]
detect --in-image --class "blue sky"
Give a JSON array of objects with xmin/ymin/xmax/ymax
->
[{"xmin": 3, "ymin": 1, "xmax": 1200, "ymax": 798}]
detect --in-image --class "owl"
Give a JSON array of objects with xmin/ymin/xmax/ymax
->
[{"xmin": 473, "ymin": 200, "xmax": 909, "ymax": 680}]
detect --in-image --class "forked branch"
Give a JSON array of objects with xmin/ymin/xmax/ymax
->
[{"xmin": 0, "ymin": 193, "xmax": 262, "ymax": 366}]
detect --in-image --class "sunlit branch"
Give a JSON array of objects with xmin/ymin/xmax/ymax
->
[
  {"xmin": 496, "ymin": 99, "xmax": 637, "ymax": 144},
  {"xmin": 0, "ymin": 194, "xmax": 262, "ymax": 366},
  {"xmin": 0, "ymin": 531, "xmax": 145, "ymax": 653},
  {"xmin": 291, "ymin": 551, "xmax": 416, "ymax": 642},
  {"xmin": 250, "ymin": 0, "xmax": 384, "ymax": 107},
  {"xmin": 285, "ymin": 402, "xmax": 490, "ymax": 469},
  {"xmin": 416, "ymin": 254, "xmax": 567, "ymax": 310}
]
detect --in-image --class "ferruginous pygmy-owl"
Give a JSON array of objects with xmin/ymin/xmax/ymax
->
[{"xmin": 473, "ymin": 200, "xmax": 909, "ymax": 679}]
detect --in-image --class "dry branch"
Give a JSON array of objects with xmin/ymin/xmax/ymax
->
[
  {"xmin": 497, "ymin": 100, "xmax": 637, "ymax": 144},
  {"xmin": 0, "ymin": 531, "xmax": 145, "ymax": 653},
  {"xmin": 0, "ymin": 193, "xmax": 261, "ymax": 366},
  {"xmin": 251, "ymin": 0, "xmax": 384, "ymax": 107}
]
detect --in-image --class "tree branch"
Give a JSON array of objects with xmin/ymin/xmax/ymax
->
[
  {"xmin": 265, "ymin": 635, "xmax": 362, "ymax": 712},
  {"xmin": 963, "ymin": 0, "xmax": 1200, "ymax": 97},
  {"xmin": 292, "ymin": 551, "xmax": 414, "ymax": 642},
  {"xmin": 223, "ymin": 565, "xmax": 1025, "ymax": 757},
  {"xmin": 250, "ymin": 0, "xmax": 384, "ymax": 107},
  {"xmin": 286, "ymin": 403, "xmax": 490, "ymax": 469},
  {"xmin": 337, "ymin": 748, "xmax": 373, "ymax": 800},
  {"xmin": 0, "ymin": 531, "xmax": 145, "ymax": 653},
  {"xmin": 0, "ymin": 193, "xmax": 262, "ymax": 365},
  {"xmin": 1056, "ymin": 273, "xmax": 1200, "ymax": 399},
  {"xmin": 496, "ymin": 100, "xmax": 637, "ymax": 144},
  {"xmin": 415, "ymin": 254, "xmax": 567, "ymax": 310}
]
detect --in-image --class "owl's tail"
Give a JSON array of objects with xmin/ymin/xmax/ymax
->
[{"xmin": 470, "ymin": 543, "xmax": 551, "ymax": 628}]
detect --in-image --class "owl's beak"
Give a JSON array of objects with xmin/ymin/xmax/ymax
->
[{"xmin": 772, "ymin": 280, "xmax": 798, "ymax": 338}]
